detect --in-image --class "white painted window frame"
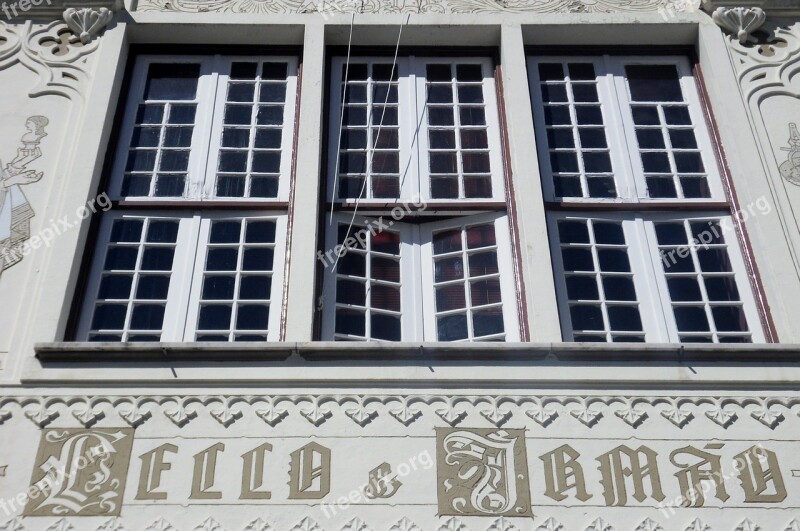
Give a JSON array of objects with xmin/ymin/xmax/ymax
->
[
  {"xmin": 528, "ymin": 55, "xmax": 724, "ymax": 203},
  {"xmin": 78, "ymin": 211, "xmax": 288, "ymax": 342},
  {"xmin": 327, "ymin": 55, "xmax": 505, "ymax": 204},
  {"xmin": 321, "ymin": 212, "xmax": 519, "ymax": 341},
  {"xmin": 109, "ymin": 54, "xmax": 299, "ymax": 202},
  {"xmin": 547, "ymin": 211, "xmax": 764, "ymax": 343}
]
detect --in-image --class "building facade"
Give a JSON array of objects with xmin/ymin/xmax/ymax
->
[{"xmin": 0, "ymin": 0, "xmax": 799, "ymax": 529}]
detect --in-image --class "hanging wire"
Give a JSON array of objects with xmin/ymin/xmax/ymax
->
[
  {"xmin": 331, "ymin": 12, "xmax": 411, "ymax": 272},
  {"xmin": 328, "ymin": 12, "xmax": 356, "ymax": 226}
]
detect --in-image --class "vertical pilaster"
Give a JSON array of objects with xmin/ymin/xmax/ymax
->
[
  {"xmin": 283, "ymin": 22, "xmax": 326, "ymax": 341},
  {"xmin": 500, "ymin": 23, "xmax": 562, "ymax": 342}
]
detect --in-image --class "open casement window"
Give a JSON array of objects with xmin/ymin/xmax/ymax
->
[
  {"xmin": 548, "ymin": 212, "xmax": 764, "ymax": 343},
  {"xmin": 78, "ymin": 213, "xmax": 287, "ymax": 342},
  {"xmin": 320, "ymin": 212, "xmax": 519, "ymax": 341},
  {"xmin": 528, "ymin": 56, "xmax": 723, "ymax": 202},
  {"xmin": 110, "ymin": 55, "xmax": 298, "ymax": 202},
  {"xmin": 327, "ymin": 56, "xmax": 505, "ymax": 203}
]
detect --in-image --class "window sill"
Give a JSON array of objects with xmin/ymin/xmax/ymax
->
[{"xmin": 34, "ymin": 341, "xmax": 800, "ymax": 363}]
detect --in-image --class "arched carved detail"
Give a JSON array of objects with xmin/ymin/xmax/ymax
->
[{"xmin": 0, "ymin": 8, "xmax": 113, "ymax": 100}]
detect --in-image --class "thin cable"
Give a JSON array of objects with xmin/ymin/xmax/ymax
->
[
  {"xmin": 332, "ymin": 12, "xmax": 410, "ymax": 272},
  {"xmin": 329, "ymin": 12, "xmax": 356, "ymax": 226}
]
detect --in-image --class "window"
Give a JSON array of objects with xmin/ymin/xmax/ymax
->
[
  {"xmin": 79, "ymin": 214, "xmax": 287, "ymax": 341},
  {"xmin": 321, "ymin": 213, "xmax": 519, "ymax": 341},
  {"xmin": 529, "ymin": 55, "xmax": 764, "ymax": 343},
  {"xmin": 549, "ymin": 213, "xmax": 763, "ymax": 343},
  {"xmin": 320, "ymin": 55, "xmax": 519, "ymax": 342},
  {"xmin": 112, "ymin": 56, "xmax": 298, "ymax": 201},
  {"xmin": 529, "ymin": 57, "xmax": 721, "ymax": 201},
  {"xmin": 77, "ymin": 54, "xmax": 297, "ymax": 342},
  {"xmin": 327, "ymin": 57, "xmax": 505, "ymax": 202}
]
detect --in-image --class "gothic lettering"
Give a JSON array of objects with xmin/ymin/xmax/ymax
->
[
  {"xmin": 669, "ymin": 444, "xmax": 730, "ymax": 507},
  {"xmin": 540, "ymin": 444, "xmax": 592, "ymax": 502},
  {"xmin": 288, "ymin": 442, "xmax": 331, "ymax": 499},
  {"xmin": 136, "ymin": 443, "xmax": 178, "ymax": 501}
]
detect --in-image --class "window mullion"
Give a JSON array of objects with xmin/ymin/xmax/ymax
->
[
  {"xmin": 604, "ymin": 56, "xmax": 642, "ymax": 202},
  {"xmin": 195, "ymin": 56, "xmax": 226, "ymax": 200},
  {"xmin": 172, "ymin": 215, "xmax": 205, "ymax": 341},
  {"xmin": 639, "ymin": 217, "xmax": 679, "ymax": 342}
]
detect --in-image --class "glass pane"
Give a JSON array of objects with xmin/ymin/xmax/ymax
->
[
  {"xmin": 144, "ymin": 64, "xmax": 200, "ymax": 100},
  {"xmin": 626, "ymin": 64, "xmax": 683, "ymax": 102}
]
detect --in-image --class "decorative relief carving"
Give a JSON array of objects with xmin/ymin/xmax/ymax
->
[
  {"xmin": 711, "ymin": 6, "xmax": 766, "ymax": 44},
  {"xmin": 23, "ymin": 428, "xmax": 134, "ymax": 517},
  {"xmin": 536, "ymin": 519, "xmax": 564, "ymax": 531},
  {"xmin": 436, "ymin": 428, "xmax": 532, "ymax": 517},
  {"xmin": 0, "ymin": 394, "xmax": 798, "ymax": 431},
  {"xmin": 195, "ymin": 518, "xmax": 224, "ymax": 531},
  {"xmin": 44, "ymin": 520, "xmax": 74, "ymax": 531},
  {"xmin": 779, "ymin": 123, "xmax": 800, "ymax": 186},
  {"xmin": 734, "ymin": 520, "xmax": 761, "ymax": 531},
  {"xmin": 485, "ymin": 518, "xmax": 518, "ymax": 531},
  {"xmin": 437, "ymin": 517, "xmax": 468, "ymax": 531},
  {"xmin": 290, "ymin": 517, "xmax": 322, "ymax": 531},
  {"xmin": 635, "ymin": 519, "xmax": 664, "ymax": 531},
  {"xmin": 96, "ymin": 519, "xmax": 126, "ymax": 531},
  {"xmin": 136, "ymin": 0, "xmax": 686, "ymax": 15},
  {"xmin": 684, "ymin": 520, "xmax": 711, "ymax": 531},
  {"xmin": 0, "ymin": 519, "xmax": 24, "ymax": 531},
  {"xmin": 584, "ymin": 518, "xmax": 614, "ymax": 531},
  {"xmin": 0, "ymin": 516, "xmax": 798, "ymax": 531},
  {"xmin": 242, "ymin": 519, "xmax": 272, "ymax": 531},
  {"xmin": 63, "ymin": 7, "xmax": 113, "ymax": 44},
  {"xmin": 341, "ymin": 518, "xmax": 371, "ymax": 531},
  {"xmin": 0, "ymin": 116, "xmax": 49, "ymax": 281},
  {"xmin": 144, "ymin": 518, "xmax": 176, "ymax": 531},
  {"xmin": 389, "ymin": 518, "xmax": 420, "ymax": 531},
  {"xmin": 0, "ymin": 8, "xmax": 113, "ymax": 100},
  {"xmin": 722, "ymin": 18, "xmax": 800, "ymax": 100}
]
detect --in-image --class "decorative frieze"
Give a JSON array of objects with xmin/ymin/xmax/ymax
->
[
  {"xmin": 136, "ymin": 0, "xmax": 689, "ymax": 15},
  {"xmin": 0, "ymin": 393, "xmax": 798, "ymax": 431},
  {"xmin": 3, "ymin": 516, "xmax": 800, "ymax": 531}
]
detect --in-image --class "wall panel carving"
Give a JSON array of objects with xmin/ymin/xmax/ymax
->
[{"xmin": 136, "ymin": 0, "xmax": 688, "ymax": 15}]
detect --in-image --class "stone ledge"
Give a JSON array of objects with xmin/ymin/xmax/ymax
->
[{"xmin": 34, "ymin": 341, "xmax": 800, "ymax": 363}]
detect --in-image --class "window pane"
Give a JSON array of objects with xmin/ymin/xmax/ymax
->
[
  {"xmin": 87, "ymin": 217, "xmax": 179, "ymax": 341},
  {"xmin": 555, "ymin": 219, "xmax": 642, "ymax": 342}
]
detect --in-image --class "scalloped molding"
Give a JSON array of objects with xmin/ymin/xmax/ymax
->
[
  {"xmin": 1, "ymin": 516, "xmax": 799, "ymax": 531},
  {"xmin": 0, "ymin": 393, "xmax": 797, "ymax": 430}
]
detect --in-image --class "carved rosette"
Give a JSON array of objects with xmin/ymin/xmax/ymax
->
[
  {"xmin": 63, "ymin": 7, "xmax": 114, "ymax": 44},
  {"xmin": 712, "ymin": 6, "xmax": 766, "ymax": 44}
]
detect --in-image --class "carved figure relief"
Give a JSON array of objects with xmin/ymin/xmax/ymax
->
[
  {"xmin": 0, "ymin": 116, "xmax": 48, "ymax": 279},
  {"xmin": 779, "ymin": 123, "xmax": 800, "ymax": 186}
]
